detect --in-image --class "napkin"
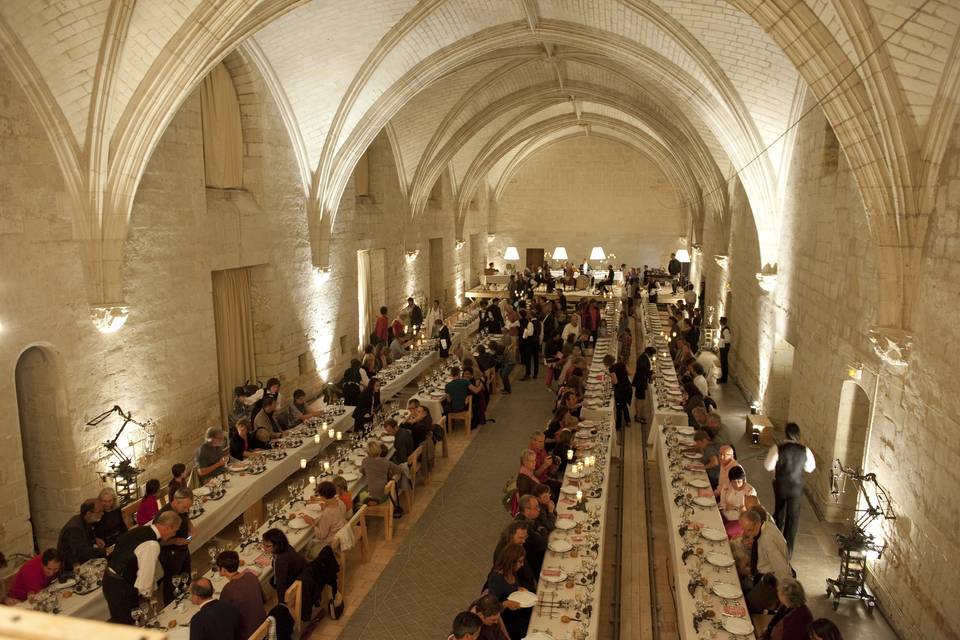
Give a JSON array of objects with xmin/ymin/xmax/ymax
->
[
  {"xmin": 254, "ymin": 555, "xmax": 271, "ymax": 567},
  {"xmin": 558, "ymin": 513, "xmax": 574, "ymax": 520},
  {"xmin": 724, "ymin": 604, "xmax": 747, "ymax": 617},
  {"xmin": 559, "ymin": 498, "xmax": 576, "ymax": 506},
  {"xmin": 542, "ymin": 568, "xmax": 562, "ymax": 577},
  {"xmin": 698, "ymin": 489, "xmax": 714, "ymax": 498}
]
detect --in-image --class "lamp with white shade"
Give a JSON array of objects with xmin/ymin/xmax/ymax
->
[
  {"xmin": 589, "ymin": 246, "xmax": 605, "ymax": 261},
  {"xmin": 503, "ymin": 246, "xmax": 520, "ymax": 261},
  {"xmin": 552, "ymin": 246, "xmax": 568, "ymax": 261},
  {"xmin": 675, "ymin": 249, "xmax": 691, "ymax": 262}
]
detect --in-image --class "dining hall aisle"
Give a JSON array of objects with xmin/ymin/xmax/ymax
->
[{"xmin": 330, "ymin": 375, "xmax": 558, "ymax": 639}]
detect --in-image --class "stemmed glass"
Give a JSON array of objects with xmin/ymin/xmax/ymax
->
[{"xmin": 208, "ymin": 546, "xmax": 219, "ymax": 572}]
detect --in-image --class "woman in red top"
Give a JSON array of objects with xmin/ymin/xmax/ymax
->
[
  {"xmin": 5, "ymin": 550, "xmax": 61, "ymax": 603},
  {"xmin": 374, "ymin": 306, "xmax": 390, "ymax": 343},
  {"xmin": 135, "ymin": 478, "xmax": 162, "ymax": 525}
]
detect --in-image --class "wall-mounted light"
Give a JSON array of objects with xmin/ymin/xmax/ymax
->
[
  {"xmin": 91, "ymin": 305, "xmax": 129, "ymax": 334},
  {"xmin": 675, "ymin": 249, "xmax": 691, "ymax": 262},
  {"xmin": 313, "ymin": 266, "xmax": 332, "ymax": 284},
  {"xmin": 405, "ymin": 249, "xmax": 420, "ymax": 261},
  {"xmin": 607, "ymin": 252, "xmax": 616, "ymax": 260},
  {"xmin": 487, "ymin": 234, "xmax": 496, "ymax": 242},
  {"xmin": 455, "ymin": 239, "xmax": 465, "ymax": 250},
  {"xmin": 847, "ymin": 363, "xmax": 863, "ymax": 381},
  {"xmin": 714, "ymin": 254, "xmax": 729, "ymax": 268},
  {"xmin": 504, "ymin": 246, "xmax": 520, "ymax": 261},
  {"xmin": 692, "ymin": 244, "xmax": 702, "ymax": 254}
]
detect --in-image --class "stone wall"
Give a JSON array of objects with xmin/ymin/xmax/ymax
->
[
  {"xmin": 699, "ymin": 92, "xmax": 960, "ymax": 639},
  {"xmin": 0, "ymin": 55, "xmax": 486, "ymax": 554},
  {"xmin": 492, "ymin": 136, "xmax": 685, "ymax": 270}
]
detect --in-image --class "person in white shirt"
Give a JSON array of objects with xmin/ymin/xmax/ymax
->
[
  {"xmin": 695, "ymin": 348, "xmax": 720, "ymax": 393},
  {"xmin": 763, "ymin": 422, "xmax": 816, "ymax": 555},
  {"xmin": 739, "ymin": 508, "xmax": 792, "ymax": 612},
  {"xmin": 683, "ymin": 283, "xmax": 697, "ymax": 307},
  {"xmin": 560, "ymin": 314, "xmax": 580, "ymax": 342}
]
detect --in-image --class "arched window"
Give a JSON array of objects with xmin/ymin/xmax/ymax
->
[{"xmin": 200, "ymin": 63, "xmax": 244, "ymax": 188}]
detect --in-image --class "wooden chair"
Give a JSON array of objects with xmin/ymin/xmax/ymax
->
[
  {"xmin": 121, "ymin": 498, "xmax": 141, "ymax": 528},
  {"xmin": 364, "ymin": 479, "xmax": 397, "ymax": 541},
  {"xmin": 445, "ymin": 395, "xmax": 472, "ymax": 436},
  {"xmin": 336, "ymin": 505, "xmax": 369, "ymax": 594},
  {"xmin": 284, "ymin": 580, "xmax": 303, "ymax": 636},
  {"xmin": 248, "ymin": 618, "xmax": 270, "ymax": 640},
  {"xmin": 484, "ymin": 367, "xmax": 498, "ymax": 395},
  {"xmin": 401, "ymin": 445, "xmax": 424, "ymax": 512},
  {"xmin": 436, "ymin": 423, "xmax": 449, "ymax": 458}
]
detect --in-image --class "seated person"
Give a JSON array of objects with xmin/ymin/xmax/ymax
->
[
  {"xmin": 230, "ymin": 416, "xmax": 270, "ymax": 459},
  {"xmin": 475, "ymin": 344, "xmax": 496, "ymax": 373},
  {"xmin": 261, "ymin": 529, "xmax": 306, "ymax": 604},
  {"xmin": 400, "ymin": 400, "xmax": 434, "ymax": 447},
  {"xmin": 135, "ymin": 478, "xmax": 162, "ymax": 525},
  {"xmin": 216, "ymin": 550, "xmax": 267, "ymax": 640},
  {"xmin": 470, "ymin": 593, "xmax": 510, "ymax": 640},
  {"xmin": 298, "ymin": 481, "xmax": 347, "ymax": 551},
  {"xmin": 513, "ymin": 496, "xmax": 548, "ymax": 573},
  {"xmin": 739, "ymin": 508, "xmax": 793, "ymax": 613},
  {"xmin": 196, "ymin": 426, "xmax": 230, "ymax": 479},
  {"xmin": 360, "ymin": 439, "xmax": 404, "ymax": 517},
  {"xmin": 384, "ymin": 418, "xmax": 415, "ymax": 464},
  {"xmin": 516, "ymin": 450, "xmax": 540, "ymax": 498},
  {"xmin": 716, "ymin": 444, "xmax": 738, "ymax": 493},
  {"xmin": 444, "ymin": 366, "xmax": 482, "ymax": 414},
  {"xmin": 551, "ymin": 429, "xmax": 573, "ymax": 476},
  {"xmin": 719, "ymin": 466, "xmax": 756, "ymax": 537},
  {"xmin": 389, "ymin": 333, "xmax": 407, "ymax": 360},
  {"xmin": 93, "ymin": 487, "xmax": 128, "ymax": 548},
  {"xmin": 532, "ymin": 483, "xmax": 556, "ymax": 534},
  {"xmin": 491, "ymin": 522, "xmax": 537, "ymax": 586},
  {"xmin": 761, "ymin": 578, "xmax": 813, "ymax": 640},
  {"xmin": 168, "ymin": 462, "xmax": 187, "ymax": 504},
  {"xmin": 687, "ymin": 430, "xmax": 721, "ymax": 489},
  {"xmin": 332, "ymin": 475, "xmax": 353, "ymax": 514},
  {"xmin": 4, "ymin": 549, "xmax": 62, "ymax": 603},
  {"xmin": 56, "ymin": 499, "xmax": 105, "ymax": 572},
  {"xmin": 287, "ymin": 389, "xmax": 321, "ymax": 427},
  {"xmin": 254, "ymin": 395, "xmax": 284, "ymax": 440}
]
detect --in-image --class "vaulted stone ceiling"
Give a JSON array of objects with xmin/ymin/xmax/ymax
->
[{"xmin": 2, "ymin": 0, "xmax": 959, "ymax": 336}]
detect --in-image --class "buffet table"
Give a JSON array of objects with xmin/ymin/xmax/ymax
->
[{"xmin": 653, "ymin": 423, "xmax": 756, "ymax": 639}]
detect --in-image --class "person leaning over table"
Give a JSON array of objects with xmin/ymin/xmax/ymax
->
[
  {"xmin": 3, "ymin": 549, "xmax": 61, "ymax": 604},
  {"xmin": 230, "ymin": 416, "xmax": 270, "ymax": 460},
  {"xmin": 287, "ymin": 388, "xmax": 322, "ymax": 427},
  {"xmin": 298, "ymin": 481, "xmax": 347, "ymax": 557},
  {"xmin": 102, "ymin": 510, "xmax": 181, "ymax": 625},
  {"xmin": 360, "ymin": 438, "xmax": 404, "ymax": 518},
  {"xmin": 56, "ymin": 498, "xmax": 106, "ymax": 572},
  {"xmin": 470, "ymin": 593, "xmax": 509, "ymax": 640},
  {"xmin": 760, "ymin": 578, "xmax": 814, "ymax": 640},
  {"xmin": 187, "ymin": 577, "xmax": 241, "ymax": 640},
  {"xmin": 383, "ymin": 418, "xmax": 414, "ymax": 464},
  {"xmin": 195, "ymin": 426, "xmax": 230, "ymax": 480},
  {"xmin": 352, "ymin": 377, "xmax": 382, "ymax": 431},
  {"xmin": 94, "ymin": 486, "xmax": 129, "ymax": 549},
  {"xmin": 687, "ymin": 429, "xmax": 721, "ymax": 490},
  {"xmin": 485, "ymin": 543, "xmax": 536, "ymax": 640},
  {"xmin": 739, "ymin": 507, "xmax": 794, "ymax": 613},
  {"xmin": 261, "ymin": 528, "xmax": 306, "ymax": 604},
  {"xmin": 253, "ymin": 395, "xmax": 284, "ymax": 441},
  {"xmin": 448, "ymin": 611, "xmax": 483, "ymax": 640},
  {"xmin": 155, "ymin": 487, "xmax": 196, "ymax": 604}
]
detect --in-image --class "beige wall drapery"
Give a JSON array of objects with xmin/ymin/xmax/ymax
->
[
  {"xmin": 200, "ymin": 63, "xmax": 243, "ymax": 189},
  {"xmin": 212, "ymin": 268, "xmax": 257, "ymax": 426},
  {"xmin": 357, "ymin": 250, "xmax": 373, "ymax": 348}
]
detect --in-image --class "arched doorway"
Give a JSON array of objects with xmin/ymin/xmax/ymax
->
[
  {"xmin": 15, "ymin": 346, "xmax": 72, "ymax": 552},
  {"xmin": 765, "ymin": 336, "xmax": 796, "ymax": 427},
  {"xmin": 829, "ymin": 380, "xmax": 872, "ymax": 521}
]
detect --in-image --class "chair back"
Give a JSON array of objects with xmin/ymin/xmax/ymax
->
[
  {"xmin": 284, "ymin": 580, "xmax": 303, "ymax": 633},
  {"xmin": 248, "ymin": 618, "xmax": 270, "ymax": 640},
  {"xmin": 121, "ymin": 498, "xmax": 141, "ymax": 528},
  {"xmin": 383, "ymin": 478, "xmax": 398, "ymax": 502},
  {"xmin": 406, "ymin": 445, "xmax": 423, "ymax": 481}
]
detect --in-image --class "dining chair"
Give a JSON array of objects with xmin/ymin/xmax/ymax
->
[
  {"xmin": 284, "ymin": 580, "xmax": 303, "ymax": 636},
  {"xmin": 364, "ymin": 479, "xmax": 397, "ymax": 541},
  {"xmin": 445, "ymin": 395, "xmax": 472, "ymax": 436},
  {"xmin": 402, "ymin": 445, "xmax": 424, "ymax": 512},
  {"xmin": 248, "ymin": 617, "xmax": 270, "ymax": 640}
]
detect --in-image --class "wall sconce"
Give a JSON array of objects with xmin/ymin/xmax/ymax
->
[
  {"xmin": 714, "ymin": 254, "xmax": 729, "ymax": 268},
  {"xmin": 455, "ymin": 239, "xmax": 465, "ymax": 250},
  {"xmin": 91, "ymin": 305, "xmax": 129, "ymax": 334},
  {"xmin": 405, "ymin": 249, "xmax": 420, "ymax": 261},
  {"xmin": 749, "ymin": 400, "xmax": 760, "ymax": 415},
  {"xmin": 847, "ymin": 363, "xmax": 863, "ymax": 381},
  {"xmin": 487, "ymin": 234, "xmax": 496, "ymax": 242},
  {"xmin": 606, "ymin": 252, "xmax": 616, "ymax": 260},
  {"xmin": 312, "ymin": 266, "xmax": 332, "ymax": 284}
]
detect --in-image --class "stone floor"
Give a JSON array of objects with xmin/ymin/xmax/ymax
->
[{"xmin": 711, "ymin": 384, "xmax": 901, "ymax": 640}]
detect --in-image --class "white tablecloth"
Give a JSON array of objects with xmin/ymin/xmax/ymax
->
[
  {"xmin": 654, "ymin": 424, "xmax": 755, "ymax": 639},
  {"xmin": 379, "ymin": 351, "xmax": 439, "ymax": 400}
]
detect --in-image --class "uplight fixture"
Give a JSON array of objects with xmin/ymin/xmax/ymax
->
[{"xmin": 405, "ymin": 249, "xmax": 420, "ymax": 261}]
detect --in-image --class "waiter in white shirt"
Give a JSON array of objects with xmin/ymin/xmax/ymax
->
[
  {"xmin": 102, "ymin": 510, "xmax": 181, "ymax": 624},
  {"xmin": 717, "ymin": 316, "xmax": 732, "ymax": 383},
  {"xmin": 763, "ymin": 422, "xmax": 816, "ymax": 556}
]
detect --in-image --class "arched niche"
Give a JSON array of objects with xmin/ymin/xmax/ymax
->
[{"xmin": 827, "ymin": 380, "xmax": 872, "ymax": 522}]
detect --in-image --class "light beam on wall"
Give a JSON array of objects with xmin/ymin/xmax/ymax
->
[{"xmin": 91, "ymin": 305, "xmax": 129, "ymax": 334}]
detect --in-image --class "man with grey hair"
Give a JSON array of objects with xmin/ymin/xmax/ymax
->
[
  {"xmin": 94, "ymin": 486, "xmax": 128, "ymax": 548},
  {"xmin": 764, "ymin": 578, "xmax": 813, "ymax": 637},
  {"xmin": 155, "ymin": 487, "xmax": 195, "ymax": 604},
  {"xmin": 196, "ymin": 426, "xmax": 230, "ymax": 479},
  {"xmin": 103, "ymin": 510, "xmax": 181, "ymax": 624},
  {"xmin": 738, "ymin": 508, "xmax": 793, "ymax": 612},
  {"xmin": 514, "ymin": 494, "xmax": 547, "ymax": 574},
  {"xmin": 188, "ymin": 577, "xmax": 240, "ymax": 640}
]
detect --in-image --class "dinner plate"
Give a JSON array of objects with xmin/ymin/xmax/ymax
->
[
  {"xmin": 49, "ymin": 578, "xmax": 76, "ymax": 591},
  {"xmin": 693, "ymin": 496, "xmax": 716, "ymax": 507},
  {"xmin": 381, "ymin": 435, "xmax": 395, "ymax": 443},
  {"xmin": 523, "ymin": 633, "xmax": 555, "ymax": 640},
  {"xmin": 722, "ymin": 617, "xmax": 754, "ymax": 636},
  {"xmin": 287, "ymin": 517, "xmax": 310, "ymax": 530},
  {"xmin": 541, "ymin": 568, "xmax": 567, "ymax": 583},
  {"xmin": 676, "ymin": 426, "xmax": 695, "ymax": 435},
  {"xmin": 555, "ymin": 518, "xmax": 576, "ymax": 530},
  {"xmin": 340, "ymin": 470, "xmax": 360, "ymax": 482},
  {"xmin": 548, "ymin": 539, "xmax": 573, "ymax": 553},
  {"xmin": 712, "ymin": 582, "xmax": 741, "ymax": 599},
  {"xmin": 687, "ymin": 478, "xmax": 710, "ymax": 488},
  {"xmin": 705, "ymin": 552, "xmax": 735, "ymax": 567},
  {"xmin": 193, "ymin": 486, "xmax": 212, "ymax": 496},
  {"xmin": 228, "ymin": 462, "xmax": 249, "ymax": 472},
  {"xmin": 560, "ymin": 484, "xmax": 579, "ymax": 495},
  {"xmin": 700, "ymin": 527, "xmax": 727, "ymax": 542},
  {"xmin": 507, "ymin": 590, "xmax": 537, "ymax": 608},
  {"xmin": 683, "ymin": 451, "xmax": 701, "ymax": 459},
  {"xmin": 723, "ymin": 509, "xmax": 742, "ymax": 522}
]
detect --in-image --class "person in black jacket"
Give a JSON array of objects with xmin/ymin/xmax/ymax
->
[
  {"xmin": 405, "ymin": 297, "xmax": 423, "ymax": 335},
  {"xmin": 57, "ymin": 499, "xmax": 106, "ymax": 572},
  {"xmin": 632, "ymin": 346, "xmax": 656, "ymax": 425},
  {"xmin": 436, "ymin": 320, "xmax": 452, "ymax": 358},
  {"xmin": 262, "ymin": 529, "xmax": 306, "ymax": 604},
  {"xmin": 188, "ymin": 578, "xmax": 240, "ymax": 640},
  {"xmin": 352, "ymin": 378, "xmax": 381, "ymax": 431}
]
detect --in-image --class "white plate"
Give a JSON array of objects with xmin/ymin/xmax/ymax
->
[
  {"xmin": 700, "ymin": 527, "xmax": 727, "ymax": 542},
  {"xmin": 541, "ymin": 569, "xmax": 567, "ymax": 583},
  {"xmin": 560, "ymin": 484, "xmax": 579, "ymax": 495},
  {"xmin": 507, "ymin": 590, "xmax": 537, "ymax": 608},
  {"xmin": 677, "ymin": 426, "xmax": 695, "ymax": 435},
  {"xmin": 548, "ymin": 539, "xmax": 573, "ymax": 553},
  {"xmin": 693, "ymin": 496, "xmax": 716, "ymax": 507},
  {"xmin": 228, "ymin": 463, "xmax": 249, "ymax": 472},
  {"xmin": 523, "ymin": 633, "xmax": 555, "ymax": 640},
  {"xmin": 381, "ymin": 435, "xmax": 395, "ymax": 443},
  {"xmin": 49, "ymin": 578, "xmax": 76, "ymax": 591},
  {"xmin": 565, "ymin": 468, "xmax": 583, "ymax": 479},
  {"xmin": 287, "ymin": 517, "xmax": 310, "ymax": 530},
  {"xmin": 723, "ymin": 509, "xmax": 741, "ymax": 522},
  {"xmin": 193, "ymin": 486, "xmax": 211, "ymax": 496},
  {"xmin": 687, "ymin": 478, "xmax": 710, "ymax": 488},
  {"xmin": 712, "ymin": 582, "xmax": 741, "ymax": 599},
  {"xmin": 555, "ymin": 518, "xmax": 576, "ymax": 530},
  {"xmin": 340, "ymin": 470, "xmax": 360, "ymax": 482},
  {"xmin": 706, "ymin": 552, "xmax": 735, "ymax": 567},
  {"xmin": 683, "ymin": 451, "xmax": 701, "ymax": 459},
  {"xmin": 722, "ymin": 617, "xmax": 754, "ymax": 636}
]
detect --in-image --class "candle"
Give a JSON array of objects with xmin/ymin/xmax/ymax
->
[
  {"xmin": 314, "ymin": 434, "xmax": 321, "ymax": 444},
  {"xmin": 300, "ymin": 458, "xmax": 307, "ymax": 469},
  {"xmin": 336, "ymin": 431, "xmax": 343, "ymax": 440},
  {"xmin": 323, "ymin": 461, "xmax": 331, "ymax": 472},
  {"xmin": 328, "ymin": 428, "xmax": 335, "ymax": 439},
  {"xmin": 576, "ymin": 490, "xmax": 583, "ymax": 502},
  {"xmin": 308, "ymin": 475, "xmax": 316, "ymax": 485},
  {"xmin": 566, "ymin": 449, "xmax": 574, "ymax": 461}
]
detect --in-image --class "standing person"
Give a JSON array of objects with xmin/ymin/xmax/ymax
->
[
  {"xmin": 155, "ymin": 487, "xmax": 195, "ymax": 604},
  {"xmin": 493, "ymin": 342, "xmax": 515, "ymax": 395},
  {"xmin": 764, "ymin": 422, "xmax": 816, "ymax": 556},
  {"xmin": 683, "ymin": 283, "xmax": 697, "ymax": 308},
  {"xmin": 373, "ymin": 306, "xmax": 390, "ymax": 343},
  {"xmin": 102, "ymin": 510, "xmax": 181, "ymax": 624},
  {"xmin": 718, "ymin": 316, "xmax": 732, "ymax": 383},
  {"xmin": 520, "ymin": 309, "xmax": 541, "ymax": 380},
  {"xmin": 187, "ymin": 577, "xmax": 241, "ymax": 640},
  {"xmin": 425, "ymin": 299, "xmax": 442, "ymax": 337},
  {"xmin": 406, "ymin": 297, "xmax": 423, "ymax": 335},
  {"xmin": 667, "ymin": 252, "xmax": 681, "ymax": 293},
  {"xmin": 603, "ymin": 355, "xmax": 632, "ymax": 430},
  {"xmin": 436, "ymin": 319, "xmax": 452, "ymax": 358}
]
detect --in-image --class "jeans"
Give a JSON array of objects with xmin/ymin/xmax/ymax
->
[
  {"xmin": 500, "ymin": 363, "xmax": 514, "ymax": 392},
  {"xmin": 774, "ymin": 491, "xmax": 802, "ymax": 556}
]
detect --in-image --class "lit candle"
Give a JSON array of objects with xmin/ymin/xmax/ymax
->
[
  {"xmin": 308, "ymin": 475, "xmax": 316, "ymax": 485},
  {"xmin": 328, "ymin": 428, "xmax": 335, "ymax": 439},
  {"xmin": 566, "ymin": 449, "xmax": 574, "ymax": 461},
  {"xmin": 323, "ymin": 461, "xmax": 331, "ymax": 473},
  {"xmin": 576, "ymin": 490, "xmax": 583, "ymax": 502},
  {"xmin": 300, "ymin": 458, "xmax": 307, "ymax": 469},
  {"xmin": 314, "ymin": 434, "xmax": 321, "ymax": 444},
  {"xmin": 336, "ymin": 431, "xmax": 343, "ymax": 440}
]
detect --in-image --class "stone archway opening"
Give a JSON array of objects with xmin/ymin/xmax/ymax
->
[
  {"xmin": 765, "ymin": 336, "xmax": 795, "ymax": 427},
  {"xmin": 15, "ymin": 346, "xmax": 73, "ymax": 552},
  {"xmin": 828, "ymin": 380, "xmax": 872, "ymax": 522}
]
